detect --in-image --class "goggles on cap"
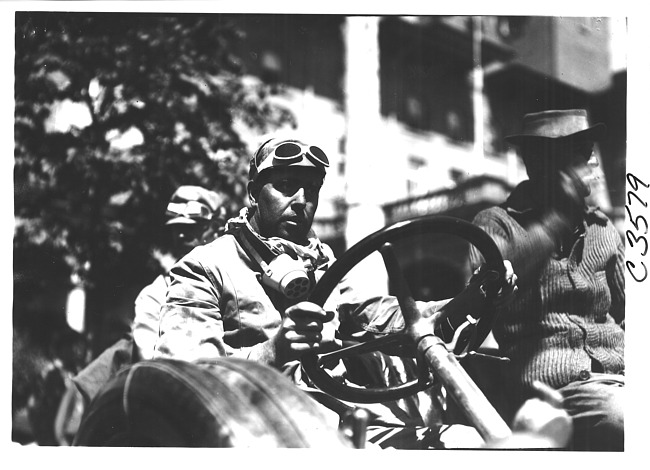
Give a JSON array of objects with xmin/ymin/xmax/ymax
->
[
  {"xmin": 254, "ymin": 141, "xmax": 330, "ymax": 175},
  {"xmin": 166, "ymin": 200, "xmax": 213, "ymax": 222}
]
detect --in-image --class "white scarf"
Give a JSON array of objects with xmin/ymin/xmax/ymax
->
[{"xmin": 225, "ymin": 208, "xmax": 330, "ymax": 273}]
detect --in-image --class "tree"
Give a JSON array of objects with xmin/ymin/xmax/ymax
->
[{"xmin": 14, "ymin": 12, "xmax": 295, "ymax": 350}]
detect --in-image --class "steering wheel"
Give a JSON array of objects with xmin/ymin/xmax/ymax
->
[{"xmin": 301, "ymin": 215, "xmax": 505, "ymax": 404}]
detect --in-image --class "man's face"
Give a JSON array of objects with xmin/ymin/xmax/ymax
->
[
  {"xmin": 168, "ymin": 221, "xmax": 216, "ymax": 258},
  {"xmin": 563, "ymin": 151, "xmax": 599, "ymax": 199},
  {"xmin": 524, "ymin": 140, "xmax": 599, "ymax": 201},
  {"xmin": 249, "ymin": 167, "xmax": 323, "ymax": 244}
]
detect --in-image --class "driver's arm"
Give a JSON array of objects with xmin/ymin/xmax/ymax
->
[
  {"xmin": 334, "ymin": 260, "xmax": 516, "ymax": 348},
  {"xmin": 155, "ymin": 245, "xmax": 338, "ymax": 373},
  {"xmin": 154, "ymin": 247, "xmax": 229, "ymax": 362},
  {"xmin": 334, "ymin": 274, "xmax": 450, "ymax": 340},
  {"xmin": 155, "ymin": 244, "xmax": 284, "ymax": 364}
]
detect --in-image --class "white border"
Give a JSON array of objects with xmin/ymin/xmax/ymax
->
[{"xmin": 2, "ymin": 2, "xmax": 645, "ymax": 469}]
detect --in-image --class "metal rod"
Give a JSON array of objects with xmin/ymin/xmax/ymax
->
[{"xmin": 418, "ymin": 334, "xmax": 512, "ymax": 444}]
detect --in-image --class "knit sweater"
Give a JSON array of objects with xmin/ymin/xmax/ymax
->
[{"xmin": 469, "ymin": 181, "xmax": 625, "ymax": 401}]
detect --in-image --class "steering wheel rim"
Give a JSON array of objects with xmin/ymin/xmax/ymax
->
[{"xmin": 301, "ymin": 215, "xmax": 505, "ymax": 404}]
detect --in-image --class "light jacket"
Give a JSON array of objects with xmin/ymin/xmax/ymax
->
[
  {"xmin": 155, "ymin": 233, "xmax": 448, "ymax": 426},
  {"xmin": 133, "ymin": 273, "xmax": 170, "ymax": 360}
]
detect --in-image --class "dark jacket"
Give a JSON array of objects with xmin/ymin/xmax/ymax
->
[{"xmin": 470, "ymin": 181, "xmax": 625, "ymax": 402}]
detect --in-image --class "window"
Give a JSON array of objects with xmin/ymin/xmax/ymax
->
[
  {"xmin": 379, "ymin": 19, "xmax": 474, "ymax": 142},
  {"xmin": 407, "ymin": 156, "xmax": 427, "ymax": 196}
]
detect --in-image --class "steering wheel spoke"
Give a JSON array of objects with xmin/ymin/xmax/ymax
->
[
  {"xmin": 317, "ymin": 333, "xmax": 412, "ymax": 368},
  {"xmin": 378, "ymin": 243, "xmax": 422, "ymax": 328},
  {"xmin": 301, "ymin": 215, "xmax": 505, "ymax": 404}
]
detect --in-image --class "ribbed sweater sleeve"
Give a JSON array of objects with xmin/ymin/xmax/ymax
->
[{"xmin": 470, "ymin": 204, "xmax": 625, "ymax": 401}]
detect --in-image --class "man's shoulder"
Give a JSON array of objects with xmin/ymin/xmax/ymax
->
[
  {"xmin": 474, "ymin": 205, "xmax": 509, "ymax": 216},
  {"xmin": 193, "ymin": 233, "xmax": 239, "ymax": 255},
  {"xmin": 585, "ymin": 208, "xmax": 622, "ymax": 244},
  {"xmin": 136, "ymin": 273, "xmax": 168, "ymax": 302},
  {"xmin": 179, "ymin": 234, "xmax": 243, "ymax": 270},
  {"xmin": 210, "ymin": 233, "xmax": 239, "ymax": 247},
  {"xmin": 586, "ymin": 207, "xmax": 613, "ymax": 227},
  {"xmin": 472, "ymin": 204, "xmax": 510, "ymax": 223}
]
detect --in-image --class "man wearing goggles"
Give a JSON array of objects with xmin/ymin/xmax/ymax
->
[{"xmin": 155, "ymin": 134, "xmax": 517, "ymax": 449}]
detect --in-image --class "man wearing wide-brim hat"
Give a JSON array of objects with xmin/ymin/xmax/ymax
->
[{"xmin": 469, "ymin": 109, "xmax": 624, "ymax": 451}]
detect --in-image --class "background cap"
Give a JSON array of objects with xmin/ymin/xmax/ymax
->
[{"xmin": 165, "ymin": 185, "xmax": 226, "ymax": 225}]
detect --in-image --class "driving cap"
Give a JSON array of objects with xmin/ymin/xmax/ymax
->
[
  {"xmin": 505, "ymin": 109, "xmax": 606, "ymax": 146},
  {"xmin": 249, "ymin": 134, "xmax": 329, "ymax": 182},
  {"xmin": 165, "ymin": 185, "xmax": 226, "ymax": 225}
]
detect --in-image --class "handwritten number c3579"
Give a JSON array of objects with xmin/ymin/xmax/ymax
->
[
  {"xmin": 625, "ymin": 173, "xmax": 649, "ymax": 282},
  {"xmin": 625, "ymin": 205, "xmax": 648, "ymax": 234},
  {"xmin": 627, "ymin": 230, "xmax": 648, "ymax": 256},
  {"xmin": 626, "ymin": 260, "xmax": 648, "ymax": 282}
]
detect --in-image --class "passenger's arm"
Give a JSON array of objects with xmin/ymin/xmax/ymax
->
[
  {"xmin": 607, "ymin": 231, "xmax": 626, "ymax": 328},
  {"xmin": 470, "ymin": 208, "xmax": 568, "ymax": 286}
]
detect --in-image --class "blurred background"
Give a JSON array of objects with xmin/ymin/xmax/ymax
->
[{"xmin": 12, "ymin": 13, "xmax": 627, "ymax": 444}]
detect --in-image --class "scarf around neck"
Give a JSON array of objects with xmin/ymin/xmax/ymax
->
[{"xmin": 225, "ymin": 207, "xmax": 330, "ymax": 272}]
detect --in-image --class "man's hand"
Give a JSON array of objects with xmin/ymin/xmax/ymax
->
[
  {"xmin": 423, "ymin": 260, "xmax": 518, "ymax": 352},
  {"xmin": 494, "ymin": 259, "xmax": 518, "ymax": 307},
  {"xmin": 470, "ymin": 260, "xmax": 518, "ymax": 307},
  {"xmin": 557, "ymin": 168, "xmax": 587, "ymax": 207},
  {"xmin": 270, "ymin": 301, "xmax": 340, "ymax": 365}
]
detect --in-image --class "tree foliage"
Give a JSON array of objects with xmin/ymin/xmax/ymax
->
[
  {"xmin": 14, "ymin": 12, "xmax": 294, "ymax": 283},
  {"xmin": 14, "ymin": 12, "xmax": 294, "ymax": 339}
]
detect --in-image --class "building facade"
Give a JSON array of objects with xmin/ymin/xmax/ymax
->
[{"xmin": 232, "ymin": 15, "xmax": 627, "ymax": 302}]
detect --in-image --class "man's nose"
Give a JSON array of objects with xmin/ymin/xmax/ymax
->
[
  {"xmin": 292, "ymin": 187, "xmax": 307, "ymax": 205},
  {"xmin": 587, "ymin": 153, "xmax": 599, "ymax": 169}
]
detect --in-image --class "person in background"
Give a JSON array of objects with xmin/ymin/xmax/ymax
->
[
  {"xmin": 71, "ymin": 186, "xmax": 228, "ymax": 407},
  {"xmin": 133, "ymin": 185, "xmax": 227, "ymax": 360},
  {"xmin": 469, "ymin": 109, "xmax": 624, "ymax": 451}
]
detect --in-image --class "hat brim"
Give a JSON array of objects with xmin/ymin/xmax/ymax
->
[
  {"xmin": 165, "ymin": 217, "xmax": 199, "ymax": 225},
  {"xmin": 505, "ymin": 122, "xmax": 607, "ymax": 146}
]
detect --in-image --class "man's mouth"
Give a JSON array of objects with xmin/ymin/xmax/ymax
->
[
  {"xmin": 284, "ymin": 219, "xmax": 302, "ymax": 228},
  {"xmin": 284, "ymin": 215, "xmax": 305, "ymax": 225},
  {"xmin": 279, "ymin": 216, "xmax": 310, "ymax": 243}
]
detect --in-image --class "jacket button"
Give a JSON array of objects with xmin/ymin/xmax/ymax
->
[{"xmin": 578, "ymin": 370, "xmax": 591, "ymax": 380}]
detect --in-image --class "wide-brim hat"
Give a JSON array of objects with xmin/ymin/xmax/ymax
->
[
  {"xmin": 165, "ymin": 185, "xmax": 226, "ymax": 225},
  {"xmin": 505, "ymin": 109, "xmax": 606, "ymax": 147},
  {"xmin": 249, "ymin": 134, "xmax": 329, "ymax": 182}
]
